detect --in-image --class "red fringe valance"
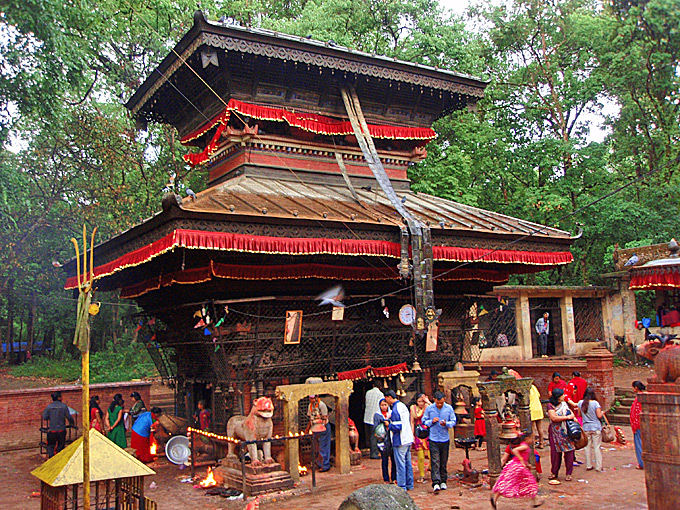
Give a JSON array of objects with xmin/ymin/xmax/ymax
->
[
  {"xmin": 630, "ymin": 271, "xmax": 680, "ymax": 290},
  {"xmin": 372, "ymin": 363, "xmax": 408, "ymax": 378},
  {"xmin": 433, "ymin": 246, "xmax": 573, "ymax": 266},
  {"xmin": 181, "ymin": 98, "xmax": 437, "ymax": 166},
  {"xmin": 119, "ymin": 261, "xmax": 511, "ymax": 299},
  {"xmin": 64, "ymin": 229, "xmax": 572, "ymax": 291},
  {"xmin": 337, "ymin": 362, "xmax": 408, "ymax": 381},
  {"xmin": 337, "ymin": 366, "xmax": 371, "ymax": 381}
]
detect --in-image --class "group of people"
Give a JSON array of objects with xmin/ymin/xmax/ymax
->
[
  {"xmin": 364, "ymin": 382, "xmax": 457, "ymax": 493},
  {"xmin": 42, "ymin": 390, "xmax": 162, "ymax": 463}
]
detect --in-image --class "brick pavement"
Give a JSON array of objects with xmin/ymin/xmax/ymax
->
[{"xmin": 4, "ymin": 424, "xmax": 647, "ymax": 510}]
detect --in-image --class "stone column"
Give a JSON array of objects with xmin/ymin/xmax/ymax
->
[
  {"xmin": 517, "ymin": 293, "xmax": 532, "ymax": 360},
  {"xmin": 335, "ymin": 396, "xmax": 351, "ymax": 475},
  {"xmin": 560, "ymin": 295, "xmax": 576, "ymax": 355},
  {"xmin": 282, "ymin": 400, "xmax": 300, "ymax": 482},
  {"xmin": 620, "ymin": 274, "xmax": 641, "ymax": 345},
  {"xmin": 478, "ymin": 381, "xmax": 502, "ymax": 484},
  {"xmin": 639, "ymin": 387, "xmax": 680, "ymax": 510}
]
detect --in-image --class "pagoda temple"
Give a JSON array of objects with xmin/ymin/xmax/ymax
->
[{"xmin": 64, "ymin": 12, "xmax": 575, "ymax": 432}]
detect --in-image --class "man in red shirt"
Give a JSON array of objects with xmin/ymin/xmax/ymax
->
[{"xmin": 568, "ymin": 371, "xmax": 588, "ymax": 402}]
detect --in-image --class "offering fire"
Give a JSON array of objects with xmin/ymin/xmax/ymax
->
[
  {"xmin": 298, "ymin": 464, "xmax": 308, "ymax": 476},
  {"xmin": 149, "ymin": 438, "xmax": 157, "ymax": 456},
  {"xmin": 199, "ymin": 467, "xmax": 217, "ymax": 488}
]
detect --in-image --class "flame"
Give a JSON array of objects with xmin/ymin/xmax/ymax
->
[
  {"xmin": 149, "ymin": 437, "xmax": 157, "ymax": 456},
  {"xmin": 297, "ymin": 464, "xmax": 308, "ymax": 476},
  {"xmin": 200, "ymin": 467, "xmax": 217, "ymax": 488}
]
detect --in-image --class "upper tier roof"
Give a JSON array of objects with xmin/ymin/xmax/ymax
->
[{"xmin": 126, "ymin": 11, "xmax": 489, "ymax": 137}]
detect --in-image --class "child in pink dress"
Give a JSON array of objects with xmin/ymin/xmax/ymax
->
[{"xmin": 491, "ymin": 432, "xmax": 542, "ymax": 508}]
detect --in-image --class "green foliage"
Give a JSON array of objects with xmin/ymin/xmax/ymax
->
[
  {"xmin": 11, "ymin": 339, "xmax": 158, "ymax": 383},
  {"xmin": 0, "ymin": 0, "xmax": 679, "ymax": 364}
]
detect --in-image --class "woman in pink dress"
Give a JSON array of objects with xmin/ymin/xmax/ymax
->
[{"xmin": 491, "ymin": 432, "xmax": 542, "ymax": 508}]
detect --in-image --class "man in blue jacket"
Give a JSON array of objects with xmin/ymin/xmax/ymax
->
[
  {"xmin": 384, "ymin": 390, "xmax": 414, "ymax": 491},
  {"xmin": 422, "ymin": 391, "xmax": 456, "ymax": 492}
]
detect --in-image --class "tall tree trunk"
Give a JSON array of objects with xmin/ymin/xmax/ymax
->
[
  {"xmin": 17, "ymin": 309, "xmax": 24, "ymax": 363},
  {"xmin": 27, "ymin": 290, "xmax": 36, "ymax": 357},
  {"xmin": 6, "ymin": 279, "xmax": 14, "ymax": 363}
]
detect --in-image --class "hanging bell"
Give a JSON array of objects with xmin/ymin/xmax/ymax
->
[
  {"xmin": 383, "ymin": 378, "xmax": 389, "ymax": 389},
  {"xmin": 310, "ymin": 419, "xmax": 327, "ymax": 433},
  {"xmin": 399, "ymin": 373, "xmax": 406, "ymax": 384},
  {"xmin": 454, "ymin": 400, "xmax": 467, "ymax": 415},
  {"xmin": 499, "ymin": 420, "xmax": 518, "ymax": 440},
  {"xmin": 411, "ymin": 360, "xmax": 422, "ymax": 372}
]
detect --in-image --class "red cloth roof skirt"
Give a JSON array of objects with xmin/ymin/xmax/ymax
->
[
  {"xmin": 63, "ymin": 229, "xmax": 573, "ymax": 290},
  {"xmin": 629, "ymin": 267, "xmax": 680, "ymax": 290},
  {"xmin": 181, "ymin": 99, "xmax": 438, "ymax": 166}
]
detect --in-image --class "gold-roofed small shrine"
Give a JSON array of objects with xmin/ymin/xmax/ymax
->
[{"xmin": 32, "ymin": 429, "xmax": 155, "ymax": 510}]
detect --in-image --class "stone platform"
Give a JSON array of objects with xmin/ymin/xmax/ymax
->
[{"xmin": 213, "ymin": 458, "xmax": 294, "ymax": 495}]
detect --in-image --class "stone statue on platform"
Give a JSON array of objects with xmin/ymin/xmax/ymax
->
[{"xmin": 227, "ymin": 397, "xmax": 275, "ymax": 466}]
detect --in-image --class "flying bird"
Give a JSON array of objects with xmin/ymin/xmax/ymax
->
[
  {"xmin": 51, "ymin": 260, "xmax": 63, "ymax": 268},
  {"xmin": 186, "ymin": 188, "xmax": 197, "ymax": 201},
  {"xmin": 401, "ymin": 196, "xmax": 407, "ymax": 204},
  {"xmin": 316, "ymin": 285, "xmax": 345, "ymax": 307},
  {"xmin": 623, "ymin": 253, "xmax": 639, "ymax": 267}
]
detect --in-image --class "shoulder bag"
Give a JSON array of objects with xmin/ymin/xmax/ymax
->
[{"xmin": 601, "ymin": 414, "xmax": 615, "ymax": 443}]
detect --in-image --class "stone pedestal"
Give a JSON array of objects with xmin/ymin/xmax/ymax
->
[
  {"xmin": 350, "ymin": 450, "xmax": 362, "ymax": 466},
  {"xmin": 213, "ymin": 459, "xmax": 294, "ymax": 496},
  {"xmin": 639, "ymin": 384, "xmax": 680, "ymax": 510}
]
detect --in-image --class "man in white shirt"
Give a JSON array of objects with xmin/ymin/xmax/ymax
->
[
  {"xmin": 384, "ymin": 389, "xmax": 414, "ymax": 491},
  {"xmin": 363, "ymin": 381, "xmax": 384, "ymax": 459}
]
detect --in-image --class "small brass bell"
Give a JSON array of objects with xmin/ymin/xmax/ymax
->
[
  {"xmin": 399, "ymin": 373, "xmax": 406, "ymax": 384},
  {"xmin": 499, "ymin": 420, "xmax": 518, "ymax": 440},
  {"xmin": 454, "ymin": 400, "xmax": 467, "ymax": 415},
  {"xmin": 310, "ymin": 419, "xmax": 327, "ymax": 433},
  {"xmin": 383, "ymin": 379, "xmax": 389, "ymax": 389}
]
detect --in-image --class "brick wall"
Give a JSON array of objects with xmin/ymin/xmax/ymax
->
[
  {"xmin": 465, "ymin": 347, "xmax": 615, "ymax": 409},
  {"xmin": 0, "ymin": 381, "xmax": 151, "ymax": 451}
]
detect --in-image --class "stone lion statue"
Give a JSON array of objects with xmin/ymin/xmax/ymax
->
[{"xmin": 227, "ymin": 396, "xmax": 275, "ymax": 466}]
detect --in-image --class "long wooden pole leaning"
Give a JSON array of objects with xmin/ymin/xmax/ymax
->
[{"xmin": 71, "ymin": 225, "xmax": 96, "ymax": 510}]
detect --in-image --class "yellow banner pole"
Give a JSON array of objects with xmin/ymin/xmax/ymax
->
[{"xmin": 72, "ymin": 225, "xmax": 96, "ymax": 510}]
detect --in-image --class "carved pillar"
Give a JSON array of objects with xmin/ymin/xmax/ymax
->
[
  {"xmin": 478, "ymin": 381, "xmax": 502, "ymax": 483},
  {"xmin": 335, "ymin": 395, "xmax": 351, "ymax": 475},
  {"xmin": 282, "ymin": 400, "xmax": 300, "ymax": 482}
]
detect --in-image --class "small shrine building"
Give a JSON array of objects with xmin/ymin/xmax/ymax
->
[{"xmin": 64, "ymin": 12, "xmax": 577, "ymax": 435}]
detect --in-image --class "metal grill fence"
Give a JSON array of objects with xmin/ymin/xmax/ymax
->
[{"xmin": 573, "ymin": 297, "xmax": 604, "ymax": 343}]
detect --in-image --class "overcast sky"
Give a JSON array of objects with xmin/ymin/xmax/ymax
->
[{"xmin": 437, "ymin": 0, "xmax": 616, "ymax": 143}]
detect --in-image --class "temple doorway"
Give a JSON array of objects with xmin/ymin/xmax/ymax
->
[{"xmin": 529, "ymin": 298, "xmax": 562, "ymax": 357}]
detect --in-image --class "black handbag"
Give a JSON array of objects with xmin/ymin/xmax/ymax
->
[
  {"xmin": 565, "ymin": 417, "xmax": 582, "ymax": 440},
  {"xmin": 415, "ymin": 423, "xmax": 429, "ymax": 439}
]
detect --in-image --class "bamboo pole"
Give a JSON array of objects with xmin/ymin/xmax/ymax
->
[{"xmin": 72, "ymin": 225, "xmax": 96, "ymax": 510}]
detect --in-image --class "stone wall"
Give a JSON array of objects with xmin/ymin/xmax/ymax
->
[{"xmin": 0, "ymin": 381, "xmax": 151, "ymax": 451}]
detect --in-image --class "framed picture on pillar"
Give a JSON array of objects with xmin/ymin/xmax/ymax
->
[
  {"xmin": 426, "ymin": 321, "xmax": 439, "ymax": 352},
  {"xmin": 284, "ymin": 310, "xmax": 303, "ymax": 344}
]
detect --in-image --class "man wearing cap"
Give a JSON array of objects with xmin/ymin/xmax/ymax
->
[
  {"xmin": 307, "ymin": 394, "xmax": 331, "ymax": 472},
  {"xmin": 384, "ymin": 390, "xmax": 414, "ymax": 491},
  {"xmin": 42, "ymin": 391, "xmax": 75, "ymax": 458},
  {"xmin": 422, "ymin": 391, "xmax": 456, "ymax": 492}
]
